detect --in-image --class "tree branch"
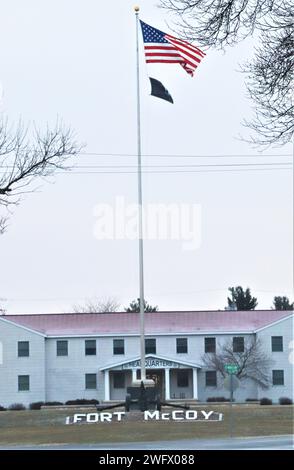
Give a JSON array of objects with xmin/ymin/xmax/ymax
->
[
  {"xmin": 201, "ymin": 337, "xmax": 273, "ymax": 388},
  {"xmin": 0, "ymin": 118, "xmax": 81, "ymax": 232}
]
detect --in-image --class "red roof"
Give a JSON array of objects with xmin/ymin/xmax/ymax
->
[{"xmin": 2, "ymin": 310, "xmax": 292, "ymax": 336}]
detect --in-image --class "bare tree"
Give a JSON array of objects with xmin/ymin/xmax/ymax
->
[
  {"xmin": 243, "ymin": 6, "xmax": 294, "ymax": 144},
  {"xmin": 72, "ymin": 297, "xmax": 121, "ymax": 313},
  {"xmin": 160, "ymin": 0, "xmax": 294, "ymax": 145},
  {"xmin": 201, "ymin": 337, "xmax": 273, "ymax": 388},
  {"xmin": 0, "ymin": 217, "xmax": 6, "ymax": 234},
  {"xmin": 0, "ymin": 118, "xmax": 80, "ymax": 231}
]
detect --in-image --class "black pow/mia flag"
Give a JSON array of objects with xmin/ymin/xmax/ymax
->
[{"xmin": 149, "ymin": 77, "xmax": 173, "ymax": 104}]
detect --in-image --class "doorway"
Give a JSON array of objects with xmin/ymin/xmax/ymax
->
[{"xmin": 137, "ymin": 368, "xmax": 165, "ymax": 399}]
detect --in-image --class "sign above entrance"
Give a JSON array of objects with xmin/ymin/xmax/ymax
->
[{"xmin": 119, "ymin": 357, "xmax": 184, "ymax": 370}]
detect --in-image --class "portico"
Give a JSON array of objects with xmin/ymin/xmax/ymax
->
[{"xmin": 100, "ymin": 354, "xmax": 201, "ymax": 401}]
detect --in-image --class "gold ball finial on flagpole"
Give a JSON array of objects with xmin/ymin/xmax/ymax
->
[{"xmin": 134, "ymin": 5, "xmax": 140, "ymax": 12}]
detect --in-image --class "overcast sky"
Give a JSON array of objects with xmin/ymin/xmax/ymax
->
[{"xmin": 0, "ymin": 0, "xmax": 292, "ymax": 314}]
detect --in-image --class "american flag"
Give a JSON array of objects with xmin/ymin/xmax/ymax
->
[{"xmin": 140, "ymin": 20, "xmax": 206, "ymax": 77}]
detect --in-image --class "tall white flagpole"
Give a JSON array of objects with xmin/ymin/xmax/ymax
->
[{"xmin": 134, "ymin": 5, "xmax": 146, "ymax": 383}]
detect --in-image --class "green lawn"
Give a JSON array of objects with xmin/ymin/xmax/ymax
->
[{"xmin": 0, "ymin": 405, "xmax": 293, "ymax": 445}]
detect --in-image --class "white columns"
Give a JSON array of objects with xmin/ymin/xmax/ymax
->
[
  {"xmin": 132, "ymin": 368, "xmax": 137, "ymax": 382},
  {"xmin": 104, "ymin": 370, "xmax": 110, "ymax": 401},
  {"xmin": 192, "ymin": 368, "xmax": 198, "ymax": 400},
  {"xmin": 165, "ymin": 368, "xmax": 170, "ymax": 400}
]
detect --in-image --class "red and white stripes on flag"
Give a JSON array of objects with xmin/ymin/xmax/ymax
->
[
  {"xmin": 140, "ymin": 21, "xmax": 206, "ymax": 77},
  {"xmin": 163, "ymin": 34, "xmax": 206, "ymax": 76}
]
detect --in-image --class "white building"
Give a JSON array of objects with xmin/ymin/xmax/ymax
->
[{"xmin": 0, "ymin": 310, "xmax": 293, "ymax": 407}]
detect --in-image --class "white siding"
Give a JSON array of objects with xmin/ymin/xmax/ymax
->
[
  {"xmin": 196, "ymin": 334, "xmax": 258, "ymax": 402},
  {"xmin": 0, "ymin": 315, "xmax": 292, "ymax": 406},
  {"xmin": 45, "ymin": 337, "xmax": 102, "ymax": 402},
  {"xmin": 44, "ymin": 333, "xmax": 260, "ymax": 403},
  {"xmin": 170, "ymin": 369, "xmax": 193, "ymax": 399},
  {"xmin": 0, "ymin": 320, "xmax": 45, "ymax": 407},
  {"xmin": 256, "ymin": 316, "xmax": 294, "ymax": 403},
  {"xmin": 109, "ymin": 371, "xmax": 132, "ymax": 400}
]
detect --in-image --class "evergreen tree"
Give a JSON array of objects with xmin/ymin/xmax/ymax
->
[{"xmin": 227, "ymin": 286, "xmax": 258, "ymax": 310}]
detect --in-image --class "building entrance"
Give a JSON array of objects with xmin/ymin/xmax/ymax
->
[{"xmin": 137, "ymin": 368, "xmax": 165, "ymax": 399}]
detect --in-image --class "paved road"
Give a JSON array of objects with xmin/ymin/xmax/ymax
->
[{"xmin": 0, "ymin": 435, "xmax": 293, "ymax": 450}]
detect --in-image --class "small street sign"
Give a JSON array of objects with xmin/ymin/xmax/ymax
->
[{"xmin": 224, "ymin": 364, "xmax": 239, "ymax": 374}]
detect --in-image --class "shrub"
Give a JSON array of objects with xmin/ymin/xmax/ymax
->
[
  {"xmin": 260, "ymin": 398, "xmax": 272, "ymax": 405},
  {"xmin": 207, "ymin": 397, "xmax": 230, "ymax": 402},
  {"xmin": 29, "ymin": 401, "xmax": 45, "ymax": 410},
  {"xmin": 65, "ymin": 399, "xmax": 99, "ymax": 405},
  {"xmin": 44, "ymin": 401, "xmax": 64, "ymax": 406},
  {"xmin": 279, "ymin": 397, "xmax": 293, "ymax": 405},
  {"xmin": 0, "ymin": 405, "xmax": 6, "ymax": 411},
  {"xmin": 246, "ymin": 398, "xmax": 258, "ymax": 402},
  {"xmin": 8, "ymin": 403, "xmax": 26, "ymax": 410}
]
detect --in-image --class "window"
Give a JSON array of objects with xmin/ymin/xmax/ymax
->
[
  {"xmin": 113, "ymin": 372, "xmax": 125, "ymax": 389},
  {"xmin": 272, "ymin": 370, "xmax": 284, "ymax": 386},
  {"xmin": 18, "ymin": 375, "xmax": 30, "ymax": 391},
  {"xmin": 205, "ymin": 337, "xmax": 216, "ymax": 353},
  {"xmin": 145, "ymin": 338, "xmax": 156, "ymax": 355},
  {"xmin": 176, "ymin": 338, "xmax": 188, "ymax": 354},
  {"xmin": 271, "ymin": 336, "xmax": 283, "ymax": 352},
  {"xmin": 85, "ymin": 373, "xmax": 97, "ymax": 389},
  {"xmin": 18, "ymin": 341, "xmax": 29, "ymax": 357},
  {"xmin": 56, "ymin": 340, "xmax": 68, "ymax": 356},
  {"xmin": 233, "ymin": 337, "xmax": 244, "ymax": 353},
  {"xmin": 85, "ymin": 340, "xmax": 96, "ymax": 356},
  {"xmin": 205, "ymin": 371, "xmax": 217, "ymax": 387},
  {"xmin": 177, "ymin": 370, "xmax": 189, "ymax": 387},
  {"xmin": 113, "ymin": 339, "xmax": 124, "ymax": 355}
]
